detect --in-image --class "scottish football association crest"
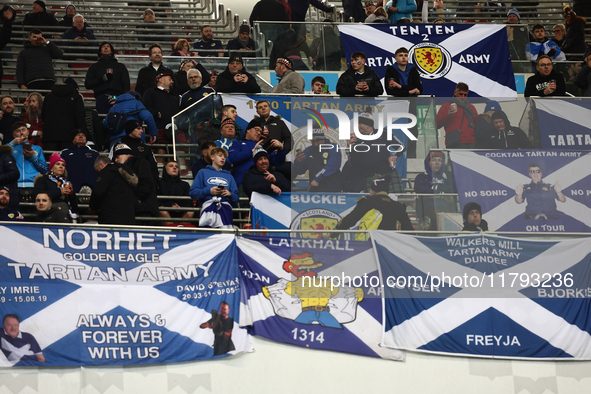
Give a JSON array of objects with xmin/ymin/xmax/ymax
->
[{"xmin": 409, "ymin": 42, "xmax": 452, "ymax": 79}]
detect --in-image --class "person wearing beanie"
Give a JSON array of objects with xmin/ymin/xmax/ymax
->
[
  {"xmin": 483, "ymin": 110, "xmax": 532, "ymax": 149},
  {"xmin": 113, "ymin": 143, "xmax": 159, "ymax": 221},
  {"xmin": 0, "ymin": 186, "xmax": 23, "ymax": 221},
  {"xmin": 23, "ymin": 0, "xmax": 58, "ymax": 27},
  {"xmin": 40, "ymin": 78, "xmax": 87, "ymax": 151},
  {"xmin": 85, "ymin": 42, "xmax": 130, "ymax": 114},
  {"xmin": 414, "ymin": 150, "xmax": 456, "ymax": 230},
  {"xmin": 334, "ymin": 174, "xmax": 413, "ymax": 239},
  {"xmin": 243, "ymin": 146, "xmax": 290, "ymax": 198},
  {"xmin": 16, "ymin": 29, "xmax": 63, "ymax": 92},
  {"xmin": 216, "ymin": 53, "xmax": 261, "ymax": 94},
  {"xmin": 32, "ymin": 151, "xmax": 79, "ymax": 220},
  {"xmin": 462, "ymin": 202, "xmax": 489, "ymax": 232},
  {"xmin": 58, "ymin": 3, "xmax": 78, "ymax": 27},
  {"xmin": 60, "ymin": 130, "xmax": 100, "ymax": 193},
  {"xmin": 200, "ymin": 104, "xmax": 241, "ymax": 146},
  {"xmin": 119, "ymin": 119, "xmax": 159, "ymax": 188},
  {"xmin": 506, "ymin": 8, "xmax": 520, "ymax": 24},
  {"xmin": 574, "ymin": 46, "xmax": 591, "ymax": 96},
  {"xmin": 562, "ymin": 6, "xmax": 587, "ymax": 60},
  {"xmin": 474, "ymin": 100, "xmax": 501, "ymax": 148},
  {"xmin": 271, "ymin": 57, "xmax": 305, "ymax": 94},
  {"xmin": 342, "ymin": 111, "xmax": 404, "ymax": 193},
  {"xmin": 226, "ymin": 24, "xmax": 256, "ymax": 58}
]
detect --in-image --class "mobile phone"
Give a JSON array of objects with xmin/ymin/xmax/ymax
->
[
  {"xmin": 322, "ymin": 84, "xmax": 328, "ymax": 93},
  {"xmin": 23, "ymin": 143, "xmax": 31, "ymax": 150}
]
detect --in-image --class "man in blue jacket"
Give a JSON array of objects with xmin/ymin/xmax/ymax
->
[
  {"xmin": 7, "ymin": 122, "xmax": 47, "ymax": 189},
  {"xmin": 103, "ymin": 91, "xmax": 157, "ymax": 148}
]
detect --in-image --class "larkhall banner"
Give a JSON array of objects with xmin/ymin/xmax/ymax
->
[
  {"xmin": 237, "ymin": 235, "xmax": 405, "ymax": 360},
  {"xmin": 0, "ymin": 224, "xmax": 252, "ymax": 366},
  {"xmin": 449, "ymin": 150, "xmax": 591, "ymax": 232},
  {"xmin": 338, "ymin": 24, "xmax": 516, "ymax": 98},
  {"xmin": 373, "ymin": 231, "xmax": 591, "ymax": 360}
]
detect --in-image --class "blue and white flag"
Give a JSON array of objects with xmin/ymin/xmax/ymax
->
[
  {"xmin": 449, "ymin": 150, "xmax": 591, "ymax": 232},
  {"xmin": 237, "ymin": 235, "xmax": 405, "ymax": 360},
  {"xmin": 338, "ymin": 24, "xmax": 516, "ymax": 98},
  {"xmin": 373, "ymin": 231, "xmax": 591, "ymax": 359},
  {"xmin": 0, "ymin": 224, "xmax": 252, "ymax": 367},
  {"xmin": 533, "ymin": 99, "xmax": 591, "ymax": 150}
]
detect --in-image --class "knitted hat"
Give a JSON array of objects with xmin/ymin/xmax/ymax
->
[
  {"xmin": 563, "ymin": 5, "xmax": 575, "ymax": 17},
  {"xmin": 239, "ymin": 24, "xmax": 250, "ymax": 34},
  {"xmin": 275, "ymin": 57, "xmax": 292, "ymax": 69},
  {"xmin": 252, "ymin": 145, "xmax": 268, "ymax": 162},
  {"xmin": 64, "ymin": 77, "xmax": 78, "ymax": 89},
  {"xmin": 484, "ymin": 100, "xmax": 501, "ymax": 112},
  {"xmin": 156, "ymin": 72, "xmax": 173, "ymax": 82},
  {"xmin": 358, "ymin": 112, "xmax": 374, "ymax": 127},
  {"xmin": 49, "ymin": 152, "xmax": 65, "ymax": 170},
  {"xmin": 247, "ymin": 118, "xmax": 262, "ymax": 131},
  {"xmin": 221, "ymin": 118, "xmax": 235, "ymax": 128},
  {"xmin": 126, "ymin": 90, "xmax": 141, "ymax": 100},
  {"xmin": 1, "ymin": 186, "xmax": 9, "ymax": 192},
  {"xmin": 210, "ymin": 70, "xmax": 219, "ymax": 76},
  {"xmin": 228, "ymin": 53, "xmax": 243, "ymax": 65},
  {"xmin": 113, "ymin": 143, "xmax": 133, "ymax": 157},
  {"xmin": 72, "ymin": 128, "xmax": 88, "ymax": 142},
  {"xmin": 98, "ymin": 41, "xmax": 114, "ymax": 57},
  {"xmin": 463, "ymin": 202, "xmax": 482, "ymax": 222},
  {"xmin": 33, "ymin": 0, "xmax": 47, "ymax": 12},
  {"xmin": 179, "ymin": 59, "xmax": 196, "ymax": 72},
  {"xmin": 427, "ymin": 151, "xmax": 445, "ymax": 161},
  {"xmin": 125, "ymin": 119, "xmax": 142, "ymax": 135},
  {"xmin": 507, "ymin": 8, "xmax": 520, "ymax": 20}
]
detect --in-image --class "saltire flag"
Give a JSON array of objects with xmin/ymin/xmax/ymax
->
[
  {"xmin": 237, "ymin": 235, "xmax": 405, "ymax": 360},
  {"xmin": 338, "ymin": 24, "xmax": 516, "ymax": 98},
  {"xmin": 532, "ymin": 99, "xmax": 591, "ymax": 150},
  {"xmin": 0, "ymin": 224, "xmax": 252, "ymax": 367},
  {"xmin": 449, "ymin": 149, "xmax": 591, "ymax": 233},
  {"xmin": 372, "ymin": 231, "xmax": 591, "ymax": 359}
]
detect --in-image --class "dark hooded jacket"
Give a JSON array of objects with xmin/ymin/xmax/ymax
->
[
  {"xmin": 41, "ymin": 83, "xmax": 87, "ymax": 144},
  {"xmin": 89, "ymin": 162, "xmax": 138, "ymax": 225},
  {"xmin": 34, "ymin": 205, "xmax": 71, "ymax": 223},
  {"xmin": 33, "ymin": 172, "xmax": 79, "ymax": 214},
  {"xmin": 158, "ymin": 168, "xmax": 192, "ymax": 209},
  {"xmin": 414, "ymin": 152, "xmax": 456, "ymax": 194},
  {"xmin": 121, "ymin": 134, "xmax": 159, "ymax": 188},
  {"xmin": 135, "ymin": 63, "xmax": 175, "ymax": 98},
  {"xmin": 127, "ymin": 156, "xmax": 159, "ymax": 217},
  {"xmin": 484, "ymin": 110, "xmax": 532, "ymax": 149},
  {"xmin": 243, "ymin": 164, "xmax": 291, "ymax": 198},
  {"xmin": 216, "ymin": 54, "xmax": 261, "ymax": 94},
  {"xmin": 384, "ymin": 63, "xmax": 423, "ymax": 97},
  {"xmin": 461, "ymin": 201, "xmax": 489, "ymax": 231},
  {"xmin": 23, "ymin": 10, "xmax": 58, "ymax": 27},
  {"xmin": 0, "ymin": 145, "xmax": 20, "ymax": 210},
  {"xmin": 336, "ymin": 64, "xmax": 383, "ymax": 97},
  {"xmin": 84, "ymin": 43, "xmax": 130, "ymax": 97},
  {"xmin": 0, "ymin": 6, "xmax": 15, "ymax": 87}
]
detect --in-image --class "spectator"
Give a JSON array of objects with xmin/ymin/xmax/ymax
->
[
  {"xmin": 506, "ymin": 8, "xmax": 520, "ymax": 24},
  {"xmin": 103, "ymin": 91, "xmax": 157, "ymax": 148},
  {"xmin": 216, "ymin": 53, "xmax": 261, "ymax": 94},
  {"xmin": 243, "ymin": 147, "xmax": 290, "ymax": 198},
  {"xmin": 336, "ymin": 51, "xmax": 383, "ymax": 97},
  {"xmin": 385, "ymin": 47, "xmax": 423, "ymax": 97},
  {"xmin": 199, "ymin": 105, "xmax": 239, "ymax": 145},
  {"xmin": 136, "ymin": 9, "xmax": 167, "ymax": 47},
  {"xmin": 414, "ymin": 151, "xmax": 456, "ymax": 230},
  {"xmin": 271, "ymin": 57, "xmax": 305, "ymax": 93},
  {"xmin": 17, "ymin": 29, "xmax": 63, "ymax": 91},
  {"xmin": 60, "ymin": 14, "xmax": 97, "ymax": 61},
  {"xmin": 342, "ymin": 112, "xmax": 404, "ymax": 193},
  {"xmin": 85, "ymin": 42, "xmax": 131, "ymax": 114},
  {"xmin": 462, "ymin": 202, "xmax": 488, "ymax": 231},
  {"xmin": 192, "ymin": 140, "xmax": 215, "ymax": 178},
  {"xmin": 524, "ymin": 55, "xmax": 566, "ymax": 97},
  {"xmin": 255, "ymin": 100, "xmax": 292, "ymax": 153},
  {"xmin": 436, "ymin": 82, "xmax": 478, "ymax": 148},
  {"xmin": 0, "ymin": 145, "xmax": 19, "ymax": 210},
  {"xmin": 7, "ymin": 122, "xmax": 47, "ymax": 190},
  {"xmin": 60, "ymin": 130, "xmax": 100, "ymax": 193},
  {"xmin": 33, "ymin": 152, "xmax": 78, "ymax": 220},
  {"xmin": 310, "ymin": 76, "xmax": 330, "ymax": 94},
  {"xmin": 229, "ymin": 118, "xmax": 286, "ymax": 188},
  {"xmin": 0, "ymin": 187, "xmax": 23, "ymax": 221},
  {"xmin": 309, "ymin": 22, "xmax": 343, "ymax": 71},
  {"xmin": 562, "ymin": 6, "xmax": 587, "ymax": 60},
  {"xmin": 525, "ymin": 23, "xmax": 566, "ymax": 69},
  {"xmin": 226, "ymin": 24, "xmax": 255, "ymax": 58},
  {"xmin": 0, "ymin": 6, "xmax": 15, "ymax": 89},
  {"xmin": 57, "ymin": 3, "xmax": 77, "ymax": 27},
  {"xmin": 90, "ymin": 155, "xmax": 138, "ymax": 225},
  {"xmin": 371, "ymin": 6, "xmax": 389, "ymax": 22},
  {"xmin": 135, "ymin": 43, "xmax": 175, "ymax": 98},
  {"xmin": 334, "ymin": 175, "xmax": 413, "ymax": 239},
  {"xmin": 249, "ymin": 0, "xmax": 289, "ymax": 45},
  {"xmin": 189, "ymin": 147, "xmax": 239, "ymax": 228},
  {"xmin": 215, "ymin": 118, "xmax": 238, "ymax": 151},
  {"xmin": 506, "ymin": 20, "xmax": 530, "ymax": 62},
  {"xmin": 566, "ymin": 61, "xmax": 582, "ymax": 83},
  {"xmin": 474, "ymin": 99, "xmax": 500, "ymax": 148},
  {"xmin": 429, "ymin": 0, "xmax": 455, "ymax": 21},
  {"xmin": 171, "ymin": 38, "xmax": 193, "ymax": 57},
  {"xmin": 483, "ymin": 110, "xmax": 532, "ymax": 149},
  {"xmin": 208, "ymin": 70, "xmax": 218, "ymax": 90},
  {"xmin": 21, "ymin": 92, "xmax": 43, "ymax": 146},
  {"xmin": 22, "ymin": 0, "xmax": 58, "ymax": 27},
  {"xmin": 112, "ymin": 143, "xmax": 159, "ymax": 221},
  {"xmin": 364, "ymin": 1, "xmax": 377, "ymax": 22},
  {"xmin": 0, "ymin": 96, "xmax": 21, "ymax": 144},
  {"xmin": 269, "ymin": 27, "xmax": 313, "ymax": 70},
  {"xmin": 574, "ymin": 47, "xmax": 591, "ymax": 96},
  {"xmin": 173, "ymin": 59, "xmax": 213, "ymax": 96},
  {"xmin": 551, "ymin": 24, "xmax": 566, "ymax": 48},
  {"xmin": 344, "ymin": 0, "xmax": 366, "ymax": 22},
  {"xmin": 181, "ymin": 68, "xmax": 215, "ymax": 109},
  {"xmin": 41, "ymin": 79, "xmax": 87, "ymax": 151},
  {"xmin": 120, "ymin": 120, "xmax": 159, "ymax": 188},
  {"xmin": 193, "ymin": 25, "xmax": 223, "ymax": 57},
  {"xmin": 293, "ymin": 127, "xmax": 342, "ymax": 192},
  {"xmin": 289, "ymin": 0, "xmax": 333, "ymax": 29},
  {"xmin": 33, "ymin": 191, "xmax": 71, "ymax": 223},
  {"xmin": 159, "ymin": 160, "xmax": 194, "ymax": 225},
  {"xmin": 142, "ymin": 72, "xmax": 180, "ymax": 161},
  {"xmin": 385, "ymin": 0, "xmax": 417, "ymax": 23}
]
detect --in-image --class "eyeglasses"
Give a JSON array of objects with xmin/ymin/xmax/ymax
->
[{"xmin": 529, "ymin": 169, "xmax": 541, "ymax": 174}]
